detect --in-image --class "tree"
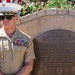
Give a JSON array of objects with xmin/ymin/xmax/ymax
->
[{"xmin": 46, "ymin": 0, "xmax": 69, "ymax": 9}]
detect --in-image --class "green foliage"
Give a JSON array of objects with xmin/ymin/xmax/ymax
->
[
  {"xmin": 20, "ymin": 2, "xmax": 44, "ymax": 16},
  {"xmin": 46, "ymin": 0, "xmax": 68, "ymax": 9},
  {"xmin": 20, "ymin": 0, "xmax": 75, "ymax": 16}
]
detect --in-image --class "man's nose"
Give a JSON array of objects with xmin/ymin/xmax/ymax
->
[{"xmin": 3, "ymin": 17, "xmax": 8, "ymax": 20}]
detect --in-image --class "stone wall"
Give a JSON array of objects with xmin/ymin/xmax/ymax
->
[
  {"xmin": 14, "ymin": 9, "xmax": 75, "ymax": 39},
  {"xmin": 17, "ymin": 9, "xmax": 75, "ymax": 75}
]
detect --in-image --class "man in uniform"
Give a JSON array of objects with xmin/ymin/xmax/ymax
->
[{"xmin": 0, "ymin": 2, "xmax": 35, "ymax": 75}]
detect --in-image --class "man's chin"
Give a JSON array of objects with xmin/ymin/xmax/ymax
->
[{"xmin": 4, "ymin": 25, "xmax": 11, "ymax": 29}]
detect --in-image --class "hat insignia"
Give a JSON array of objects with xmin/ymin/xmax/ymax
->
[{"xmin": 2, "ymin": 4, "xmax": 6, "ymax": 6}]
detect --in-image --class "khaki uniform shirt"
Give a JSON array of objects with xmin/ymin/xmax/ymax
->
[{"xmin": 0, "ymin": 27, "xmax": 35, "ymax": 75}]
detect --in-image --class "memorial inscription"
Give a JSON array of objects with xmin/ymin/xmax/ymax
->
[{"xmin": 32, "ymin": 29, "xmax": 75, "ymax": 75}]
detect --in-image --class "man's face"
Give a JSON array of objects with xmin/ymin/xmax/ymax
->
[{"xmin": 0, "ymin": 14, "xmax": 18, "ymax": 29}]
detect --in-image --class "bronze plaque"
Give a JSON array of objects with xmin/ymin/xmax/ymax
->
[{"xmin": 32, "ymin": 29, "xmax": 75, "ymax": 75}]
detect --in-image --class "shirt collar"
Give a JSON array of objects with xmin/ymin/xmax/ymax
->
[
  {"xmin": 0, "ymin": 27, "xmax": 7, "ymax": 37},
  {"xmin": 0, "ymin": 27, "xmax": 12, "ymax": 41}
]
